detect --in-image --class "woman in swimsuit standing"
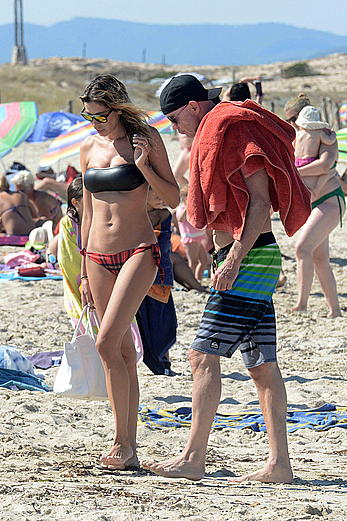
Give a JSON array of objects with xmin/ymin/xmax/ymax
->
[
  {"xmin": 285, "ymin": 94, "xmax": 345, "ymax": 317},
  {"xmin": 79, "ymin": 75, "xmax": 179, "ymax": 470}
]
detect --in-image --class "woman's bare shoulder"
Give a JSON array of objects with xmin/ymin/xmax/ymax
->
[{"xmin": 80, "ymin": 134, "xmax": 100, "ymax": 152}]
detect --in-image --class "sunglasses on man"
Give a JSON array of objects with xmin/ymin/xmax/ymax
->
[
  {"xmin": 166, "ymin": 105, "xmax": 188, "ymax": 125},
  {"xmin": 80, "ymin": 109, "xmax": 113, "ymax": 123}
]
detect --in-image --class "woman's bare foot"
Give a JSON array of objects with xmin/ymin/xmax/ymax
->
[
  {"xmin": 100, "ymin": 444, "xmax": 134, "ymax": 470},
  {"xmin": 291, "ymin": 305, "xmax": 307, "ymax": 313},
  {"xmin": 143, "ymin": 455, "xmax": 205, "ymax": 481},
  {"xmin": 228, "ymin": 462, "xmax": 293, "ymax": 484},
  {"xmin": 276, "ymin": 274, "xmax": 287, "ymax": 288},
  {"xmin": 327, "ymin": 309, "xmax": 342, "ymax": 318}
]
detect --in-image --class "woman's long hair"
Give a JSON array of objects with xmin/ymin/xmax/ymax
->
[
  {"xmin": 284, "ymin": 93, "xmax": 311, "ymax": 117},
  {"xmin": 67, "ymin": 176, "xmax": 83, "ymax": 224},
  {"xmin": 80, "ymin": 74, "xmax": 151, "ymax": 141}
]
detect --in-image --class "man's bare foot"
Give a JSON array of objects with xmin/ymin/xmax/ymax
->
[
  {"xmin": 100, "ymin": 444, "xmax": 134, "ymax": 470},
  {"xmin": 229, "ymin": 462, "xmax": 293, "ymax": 484},
  {"xmin": 291, "ymin": 305, "xmax": 307, "ymax": 313},
  {"xmin": 143, "ymin": 455, "xmax": 205, "ymax": 481}
]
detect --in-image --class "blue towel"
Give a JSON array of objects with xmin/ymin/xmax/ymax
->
[
  {"xmin": 0, "ymin": 368, "xmax": 52, "ymax": 392},
  {"xmin": 138, "ymin": 404, "xmax": 347, "ymax": 432}
]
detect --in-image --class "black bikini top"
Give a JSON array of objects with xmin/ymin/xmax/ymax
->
[{"xmin": 84, "ymin": 164, "xmax": 146, "ymax": 193}]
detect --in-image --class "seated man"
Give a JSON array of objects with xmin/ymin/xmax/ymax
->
[{"xmin": 12, "ymin": 170, "xmax": 63, "ymax": 229}]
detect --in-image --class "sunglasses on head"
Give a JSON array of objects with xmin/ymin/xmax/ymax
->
[
  {"xmin": 166, "ymin": 104, "xmax": 188, "ymax": 125},
  {"xmin": 80, "ymin": 108, "xmax": 113, "ymax": 123},
  {"xmin": 286, "ymin": 115, "xmax": 297, "ymax": 124}
]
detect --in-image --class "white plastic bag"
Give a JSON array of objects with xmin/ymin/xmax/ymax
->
[{"xmin": 53, "ymin": 306, "xmax": 107, "ymax": 400}]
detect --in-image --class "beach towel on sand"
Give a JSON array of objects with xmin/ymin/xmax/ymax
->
[
  {"xmin": 0, "ymin": 270, "xmax": 62, "ymax": 281},
  {"xmin": 0, "ymin": 367, "xmax": 51, "ymax": 392},
  {"xmin": 57, "ymin": 215, "xmax": 83, "ymax": 322},
  {"xmin": 187, "ymin": 100, "xmax": 311, "ymax": 239},
  {"xmin": 138, "ymin": 404, "xmax": 347, "ymax": 433}
]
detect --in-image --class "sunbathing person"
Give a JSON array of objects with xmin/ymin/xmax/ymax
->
[
  {"xmin": 12, "ymin": 170, "xmax": 63, "ymax": 229},
  {"xmin": 0, "ymin": 174, "xmax": 43, "ymax": 235}
]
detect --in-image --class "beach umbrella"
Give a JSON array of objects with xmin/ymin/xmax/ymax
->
[
  {"xmin": 147, "ymin": 111, "xmax": 174, "ymax": 134},
  {"xmin": 39, "ymin": 120, "xmax": 97, "ymax": 168},
  {"xmin": 338, "ymin": 103, "xmax": 347, "ymax": 127},
  {"xmin": 39, "ymin": 111, "xmax": 174, "ymax": 168},
  {"xmin": 337, "ymin": 127, "xmax": 347, "ymax": 161},
  {"xmin": 0, "ymin": 101, "xmax": 38, "ymax": 158},
  {"xmin": 27, "ymin": 111, "xmax": 84, "ymax": 143}
]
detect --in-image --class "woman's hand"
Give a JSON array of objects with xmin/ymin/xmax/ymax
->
[
  {"xmin": 132, "ymin": 134, "xmax": 151, "ymax": 169},
  {"xmin": 81, "ymin": 278, "xmax": 95, "ymax": 309}
]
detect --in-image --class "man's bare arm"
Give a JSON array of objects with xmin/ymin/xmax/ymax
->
[{"xmin": 212, "ymin": 168, "xmax": 272, "ymax": 291}]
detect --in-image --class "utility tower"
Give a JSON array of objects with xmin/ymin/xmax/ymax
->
[{"xmin": 11, "ymin": 0, "xmax": 28, "ymax": 65}]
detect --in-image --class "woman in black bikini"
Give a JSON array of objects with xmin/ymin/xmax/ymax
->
[
  {"xmin": 79, "ymin": 75, "xmax": 179, "ymax": 470},
  {"xmin": 285, "ymin": 94, "xmax": 345, "ymax": 318}
]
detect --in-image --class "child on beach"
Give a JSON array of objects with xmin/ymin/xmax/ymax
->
[
  {"xmin": 294, "ymin": 105, "xmax": 337, "ymax": 199},
  {"xmin": 57, "ymin": 176, "xmax": 84, "ymax": 327}
]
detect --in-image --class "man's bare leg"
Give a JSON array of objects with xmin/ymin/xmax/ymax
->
[
  {"xmin": 143, "ymin": 351, "xmax": 221, "ymax": 480},
  {"xmin": 230, "ymin": 362, "xmax": 293, "ymax": 483}
]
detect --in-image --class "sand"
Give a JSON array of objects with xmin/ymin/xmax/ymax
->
[{"xmin": 0, "ymin": 136, "xmax": 346, "ymax": 521}]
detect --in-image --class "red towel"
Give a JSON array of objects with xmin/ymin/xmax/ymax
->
[{"xmin": 187, "ymin": 100, "xmax": 311, "ymax": 239}]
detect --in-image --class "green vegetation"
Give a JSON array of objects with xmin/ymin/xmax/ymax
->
[
  {"xmin": 281, "ymin": 62, "xmax": 319, "ymax": 79},
  {"xmin": 0, "ymin": 62, "xmax": 162, "ymax": 113}
]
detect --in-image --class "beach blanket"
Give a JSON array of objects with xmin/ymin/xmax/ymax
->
[
  {"xmin": 0, "ymin": 235, "xmax": 29, "ymax": 246},
  {"xmin": 187, "ymin": 100, "xmax": 311, "ymax": 239},
  {"xmin": 57, "ymin": 215, "xmax": 83, "ymax": 321},
  {"xmin": 138, "ymin": 404, "xmax": 347, "ymax": 433},
  {"xmin": 28, "ymin": 350, "xmax": 63, "ymax": 370},
  {"xmin": 0, "ymin": 367, "xmax": 51, "ymax": 392},
  {"xmin": 0, "ymin": 270, "xmax": 62, "ymax": 281}
]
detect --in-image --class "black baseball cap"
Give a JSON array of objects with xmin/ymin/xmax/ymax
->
[{"xmin": 160, "ymin": 75, "xmax": 222, "ymax": 115}]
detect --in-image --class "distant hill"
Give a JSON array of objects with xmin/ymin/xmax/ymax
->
[{"xmin": 1, "ymin": 18, "xmax": 347, "ymax": 66}]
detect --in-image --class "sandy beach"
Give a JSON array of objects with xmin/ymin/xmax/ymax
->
[{"xmin": 0, "ymin": 135, "xmax": 346, "ymax": 521}]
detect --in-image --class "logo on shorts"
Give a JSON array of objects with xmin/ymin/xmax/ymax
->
[{"xmin": 210, "ymin": 340, "xmax": 220, "ymax": 350}]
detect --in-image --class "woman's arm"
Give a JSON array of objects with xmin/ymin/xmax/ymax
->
[
  {"xmin": 298, "ymin": 143, "xmax": 338, "ymax": 177},
  {"xmin": 79, "ymin": 140, "xmax": 94, "ymax": 307},
  {"xmin": 134, "ymin": 127, "xmax": 180, "ymax": 209}
]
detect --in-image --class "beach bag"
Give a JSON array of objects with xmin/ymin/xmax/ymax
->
[{"xmin": 53, "ymin": 306, "xmax": 108, "ymax": 400}]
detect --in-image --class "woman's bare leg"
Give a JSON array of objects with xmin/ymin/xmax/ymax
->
[
  {"xmin": 313, "ymin": 238, "xmax": 341, "ymax": 317},
  {"xmin": 87, "ymin": 250, "xmax": 157, "ymax": 468},
  {"xmin": 197, "ymin": 244, "xmax": 210, "ymax": 281},
  {"xmin": 292, "ymin": 199, "xmax": 342, "ymax": 312},
  {"xmin": 185, "ymin": 242, "xmax": 201, "ymax": 281}
]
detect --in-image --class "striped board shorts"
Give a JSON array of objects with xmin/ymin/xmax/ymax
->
[{"xmin": 190, "ymin": 232, "xmax": 281, "ymax": 368}]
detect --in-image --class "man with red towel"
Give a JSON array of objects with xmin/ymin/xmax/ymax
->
[{"xmin": 144, "ymin": 75, "xmax": 311, "ymax": 483}]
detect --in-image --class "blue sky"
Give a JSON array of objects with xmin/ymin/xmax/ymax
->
[{"xmin": 1, "ymin": 0, "xmax": 346, "ymax": 35}]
